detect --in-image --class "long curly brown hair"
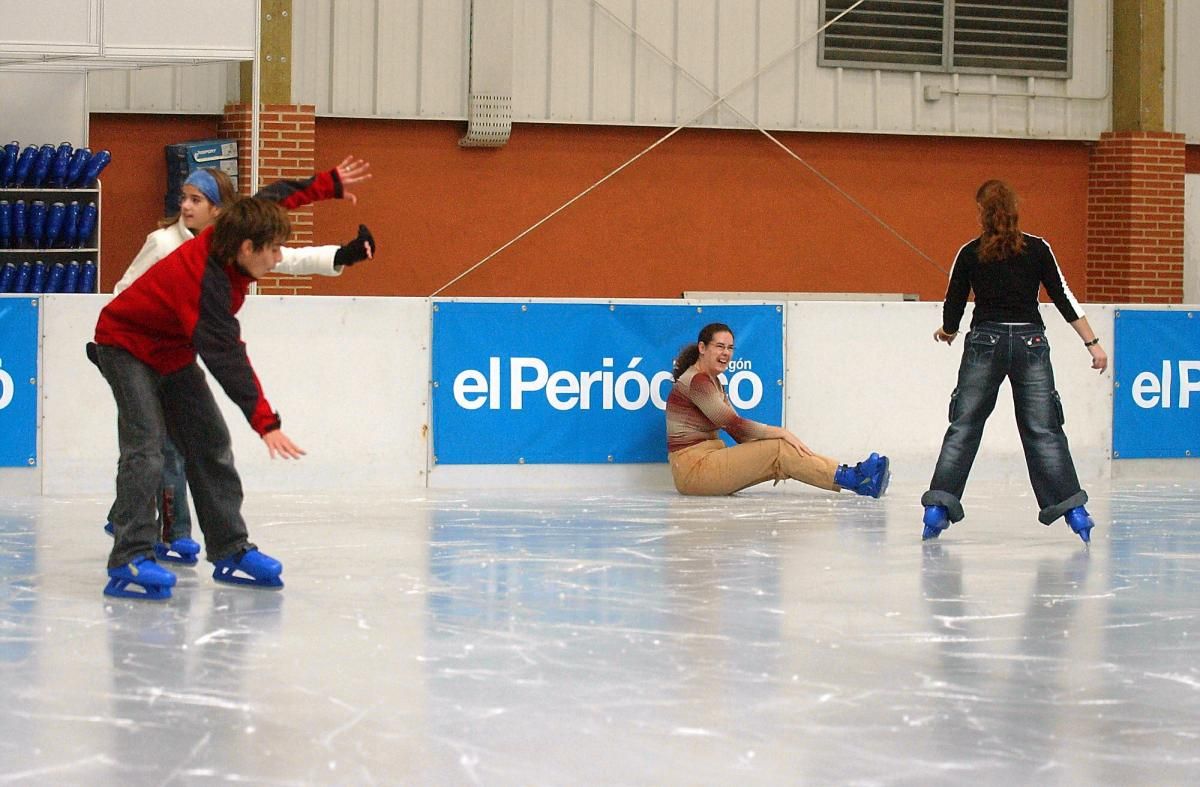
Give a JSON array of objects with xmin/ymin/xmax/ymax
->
[{"xmin": 976, "ymin": 179, "xmax": 1025, "ymax": 262}]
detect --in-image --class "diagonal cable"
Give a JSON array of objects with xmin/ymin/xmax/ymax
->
[
  {"xmin": 431, "ymin": 0, "xmax": 876, "ymax": 296},
  {"xmin": 589, "ymin": 0, "xmax": 948, "ymax": 277}
]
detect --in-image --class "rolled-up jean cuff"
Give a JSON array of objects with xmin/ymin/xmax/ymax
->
[
  {"xmin": 1039, "ymin": 490, "xmax": 1088, "ymax": 525},
  {"xmin": 921, "ymin": 490, "xmax": 965, "ymax": 523}
]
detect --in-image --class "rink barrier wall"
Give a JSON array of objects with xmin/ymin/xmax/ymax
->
[{"xmin": 0, "ymin": 295, "xmax": 1193, "ymax": 496}]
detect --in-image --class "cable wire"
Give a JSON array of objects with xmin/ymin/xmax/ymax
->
[{"xmin": 432, "ymin": 0, "xmax": 947, "ymax": 295}]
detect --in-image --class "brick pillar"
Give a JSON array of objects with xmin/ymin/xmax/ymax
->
[
  {"xmin": 1087, "ymin": 131, "xmax": 1185, "ymax": 303},
  {"xmin": 219, "ymin": 103, "xmax": 317, "ymax": 295}
]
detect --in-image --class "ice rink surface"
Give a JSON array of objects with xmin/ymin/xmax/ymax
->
[{"xmin": 1, "ymin": 477, "xmax": 1198, "ymax": 785}]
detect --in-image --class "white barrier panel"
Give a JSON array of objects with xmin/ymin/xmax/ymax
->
[
  {"xmin": 785, "ymin": 301, "xmax": 1114, "ymax": 486},
  {"xmin": 0, "ymin": 295, "xmax": 1142, "ymax": 497},
  {"xmin": 33, "ymin": 295, "xmax": 431, "ymax": 495}
]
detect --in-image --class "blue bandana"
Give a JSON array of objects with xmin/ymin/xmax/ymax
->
[{"xmin": 183, "ymin": 169, "xmax": 222, "ymax": 207}]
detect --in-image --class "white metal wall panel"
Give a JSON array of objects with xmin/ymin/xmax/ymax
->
[
  {"xmin": 0, "ymin": 72, "xmax": 88, "ymax": 145},
  {"xmin": 876, "ymin": 71, "xmax": 915, "ymax": 132},
  {"xmin": 375, "ymin": 1, "xmax": 423, "ymax": 116},
  {"xmin": 330, "ymin": 0, "xmax": 379, "ymax": 115},
  {"xmin": 675, "ymin": 0, "xmax": 720, "ymax": 127},
  {"xmin": 592, "ymin": 0, "xmax": 635, "ymax": 123},
  {"xmin": 293, "ymin": 0, "xmax": 333, "ymax": 112},
  {"xmin": 291, "ymin": 0, "xmax": 467, "ymax": 119},
  {"xmin": 88, "ymin": 64, "xmax": 235, "ymax": 113},
  {"xmin": 716, "ymin": 0, "xmax": 758, "ymax": 128},
  {"xmin": 0, "ymin": 0, "xmax": 97, "ymax": 56},
  {"xmin": 417, "ymin": 1, "xmax": 469, "ymax": 118},
  {"xmin": 756, "ymin": 0, "xmax": 798, "ymax": 130},
  {"xmin": 120, "ymin": 68, "xmax": 176, "ymax": 112},
  {"xmin": 513, "ymin": 0, "xmax": 552, "ymax": 119},
  {"xmin": 86, "ymin": 68, "xmax": 129, "ymax": 109},
  {"xmin": 101, "ymin": 0, "xmax": 256, "ymax": 60},
  {"xmin": 631, "ymin": 2, "xmax": 676, "ymax": 125},
  {"xmin": 547, "ymin": 0, "xmax": 593, "ymax": 121},
  {"xmin": 1166, "ymin": 0, "xmax": 1199, "ymax": 142}
]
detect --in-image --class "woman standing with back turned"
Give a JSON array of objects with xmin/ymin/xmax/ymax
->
[{"xmin": 921, "ymin": 180, "xmax": 1107, "ymax": 543}]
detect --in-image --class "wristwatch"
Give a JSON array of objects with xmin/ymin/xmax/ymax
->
[{"xmin": 1084, "ymin": 337, "xmax": 1100, "ymax": 347}]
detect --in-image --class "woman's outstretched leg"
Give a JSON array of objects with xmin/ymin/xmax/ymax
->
[{"xmin": 670, "ymin": 438, "xmax": 839, "ymax": 496}]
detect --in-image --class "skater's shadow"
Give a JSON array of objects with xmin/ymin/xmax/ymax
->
[
  {"xmin": 101, "ymin": 589, "xmax": 196, "ymax": 783},
  {"xmin": 919, "ymin": 543, "xmax": 1093, "ymax": 775}
]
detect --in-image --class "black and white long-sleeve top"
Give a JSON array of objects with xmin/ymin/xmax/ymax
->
[{"xmin": 941, "ymin": 233, "xmax": 1085, "ymax": 334}]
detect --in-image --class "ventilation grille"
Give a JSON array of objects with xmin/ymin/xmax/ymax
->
[
  {"xmin": 822, "ymin": 0, "xmax": 944, "ymax": 68},
  {"xmin": 820, "ymin": 0, "xmax": 1070, "ymax": 77},
  {"xmin": 952, "ymin": 1, "xmax": 1069, "ymax": 75},
  {"xmin": 459, "ymin": 94, "xmax": 512, "ymax": 148}
]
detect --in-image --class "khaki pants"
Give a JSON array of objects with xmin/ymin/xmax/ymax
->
[{"xmin": 669, "ymin": 438, "xmax": 839, "ymax": 496}]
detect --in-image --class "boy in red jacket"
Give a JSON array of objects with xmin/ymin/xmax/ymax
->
[{"xmin": 92, "ymin": 164, "xmax": 372, "ymax": 599}]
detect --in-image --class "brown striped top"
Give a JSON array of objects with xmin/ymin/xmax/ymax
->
[{"xmin": 665, "ymin": 367, "xmax": 773, "ymax": 453}]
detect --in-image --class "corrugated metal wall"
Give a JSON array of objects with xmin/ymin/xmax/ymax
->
[
  {"xmin": 87, "ymin": 62, "xmax": 236, "ymax": 112},
  {"xmin": 85, "ymin": 0, "xmax": 1199, "ymax": 143},
  {"xmin": 1166, "ymin": 0, "xmax": 1199, "ymax": 141}
]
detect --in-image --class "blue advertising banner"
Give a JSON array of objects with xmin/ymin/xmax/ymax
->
[
  {"xmin": 0, "ymin": 297, "xmax": 39, "ymax": 467},
  {"xmin": 432, "ymin": 302, "xmax": 784, "ymax": 464},
  {"xmin": 1113, "ymin": 309, "xmax": 1200, "ymax": 459}
]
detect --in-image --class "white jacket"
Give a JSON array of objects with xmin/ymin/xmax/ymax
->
[{"xmin": 113, "ymin": 215, "xmax": 343, "ymax": 294}]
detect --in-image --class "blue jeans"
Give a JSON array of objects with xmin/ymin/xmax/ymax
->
[
  {"xmin": 160, "ymin": 435, "xmax": 192, "ymax": 542},
  {"xmin": 922, "ymin": 322, "xmax": 1087, "ymax": 525},
  {"xmin": 96, "ymin": 345, "xmax": 255, "ymax": 568}
]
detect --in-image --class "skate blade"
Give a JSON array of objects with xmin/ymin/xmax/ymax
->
[
  {"xmin": 103, "ymin": 577, "xmax": 172, "ymax": 600},
  {"xmin": 212, "ymin": 565, "xmax": 283, "ymax": 589},
  {"xmin": 154, "ymin": 543, "xmax": 199, "ymax": 565},
  {"xmin": 874, "ymin": 463, "xmax": 891, "ymax": 499}
]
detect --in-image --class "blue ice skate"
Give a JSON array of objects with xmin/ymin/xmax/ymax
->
[
  {"xmin": 155, "ymin": 537, "xmax": 201, "ymax": 565},
  {"xmin": 835, "ymin": 452, "xmax": 891, "ymax": 498},
  {"xmin": 213, "ymin": 548, "xmax": 283, "ymax": 589},
  {"xmin": 922, "ymin": 505, "xmax": 950, "ymax": 540},
  {"xmin": 104, "ymin": 557, "xmax": 176, "ymax": 600},
  {"xmin": 1065, "ymin": 506, "xmax": 1094, "ymax": 544}
]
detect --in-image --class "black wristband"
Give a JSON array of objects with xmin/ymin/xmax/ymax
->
[{"xmin": 1084, "ymin": 337, "xmax": 1100, "ymax": 347}]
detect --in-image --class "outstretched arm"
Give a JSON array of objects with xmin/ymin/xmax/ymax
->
[
  {"xmin": 253, "ymin": 155, "xmax": 371, "ymax": 210},
  {"xmin": 271, "ymin": 225, "xmax": 377, "ymax": 277}
]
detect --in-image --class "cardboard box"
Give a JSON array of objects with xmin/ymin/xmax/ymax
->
[{"xmin": 165, "ymin": 139, "xmax": 238, "ymax": 170}]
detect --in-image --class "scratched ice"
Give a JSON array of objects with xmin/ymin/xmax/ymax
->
[{"xmin": 1, "ymin": 477, "xmax": 1198, "ymax": 784}]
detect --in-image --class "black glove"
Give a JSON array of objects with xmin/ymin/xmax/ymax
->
[{"xmin": 333, "ymin": 224, "xmax": 375, "ymax": 267}]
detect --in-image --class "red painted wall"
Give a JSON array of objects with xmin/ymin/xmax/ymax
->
[
  {"xmin": 91, "ymin": 114, "xmax": 221, "ymax": 294},
  {"xmin": 91, "ymin": 115, "xmax": 1092, "ymax": 302}
]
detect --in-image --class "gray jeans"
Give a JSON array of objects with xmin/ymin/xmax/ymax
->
[{"xmin": 96, "ymin": 345, "xmax": 255, "ymax": 568}]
